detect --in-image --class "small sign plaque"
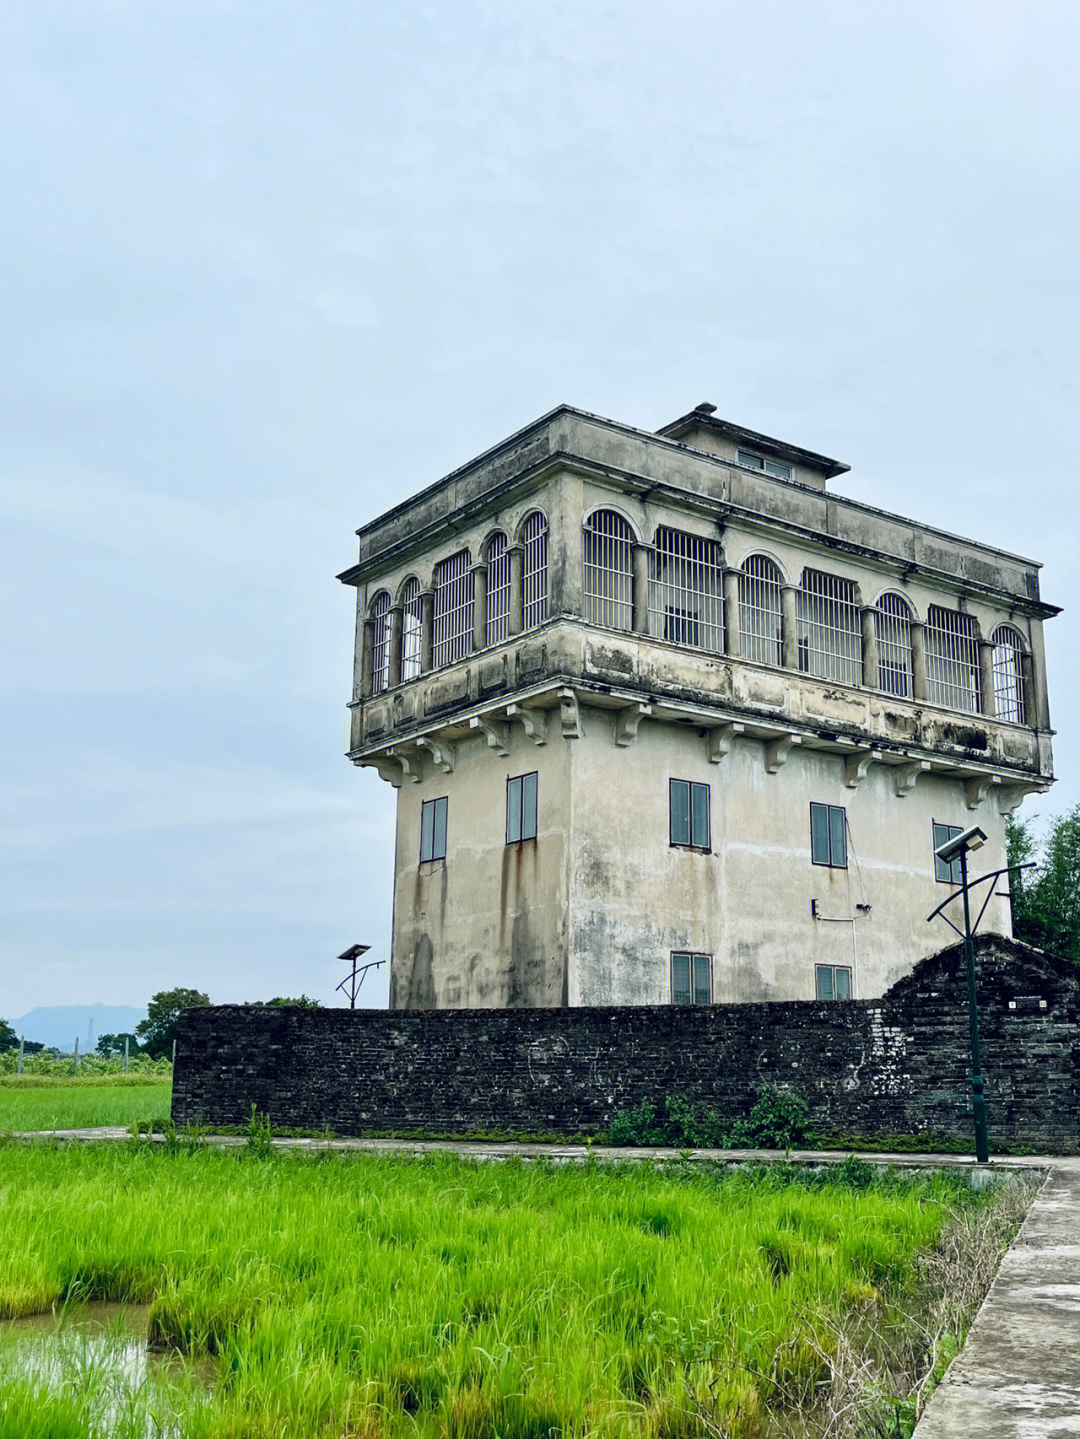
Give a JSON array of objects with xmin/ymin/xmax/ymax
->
[{"xmin": 1007, "ymin": 995, "xmax": 1048, "ymax": 1014}]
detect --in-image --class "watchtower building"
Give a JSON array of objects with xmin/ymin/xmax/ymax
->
[{"xmin": 339, "ymin": 404, "xmax": 1057, "ymax": 1009}]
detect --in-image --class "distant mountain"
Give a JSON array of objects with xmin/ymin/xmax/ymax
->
[{"xmin": 13, "ymin": 1005, "xmax": 146, "ymax": 1052}]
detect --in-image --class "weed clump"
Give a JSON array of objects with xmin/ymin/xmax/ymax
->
[{"xmin": 604, "ymin": 1084, "xmax": 813, "ymax": 1150}]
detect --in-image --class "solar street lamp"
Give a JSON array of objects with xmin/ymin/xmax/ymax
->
[
  {"xmin": 336, "ymin": 944, "xmax": 384, "ymax": 1009},
  {"xmin": 932, "ymin": 827, "xmax": 989, "ymax": 1163}
]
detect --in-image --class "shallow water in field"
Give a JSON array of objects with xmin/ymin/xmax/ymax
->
[{"xmin": 1, "ymin": 1301, "xmax": 214, "ymax": 1436}]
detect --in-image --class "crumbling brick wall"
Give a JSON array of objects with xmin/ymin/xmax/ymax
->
[{"xmin": 172, "ymin": 937, "xmax": 1080, "ymax": 1152}]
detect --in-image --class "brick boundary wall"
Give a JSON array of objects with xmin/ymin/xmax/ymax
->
[{"xmin": 172, "ymin": 937, "xmax": 1080, "ymax": 1152}]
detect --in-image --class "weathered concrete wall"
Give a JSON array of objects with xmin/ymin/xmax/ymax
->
[
  {"xmin": 172, "ymin": 938, "xmax": 1080, "ymax": 1153},
  {"xmin": 390, "ymin": 729, "xmax": 571, "ymax": 1010},
  {"xmin": 380, "ymin": 698, "xmax": 1012, "ymax": 1011},
  {"xmin": 568, "ymin": 709, "xmax": 1012, "ymax": 1006}
]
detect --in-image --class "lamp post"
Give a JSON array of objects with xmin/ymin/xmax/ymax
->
[
  {"xmin": 932, "ymin": 825, "xmax": 989, "ymax": 1164},
  {"xmin": 336, "ymin": 945, "xmax": 384, "ymax": 1009}
]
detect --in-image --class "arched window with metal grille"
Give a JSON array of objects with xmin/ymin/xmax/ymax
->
[
  {"xmin": 583, "ymin": 509, "xmax": 633, "ymax": 631},
  {"xmin": 648, "ymin": 527, "xmax": 723, "ymax": 651},
  {"xmin": 875, "ymin": 593, "xmax": 914, "ymax": 697},
  {"xmin": 432, "ymin": 549, "xmax": 473, "ymax": 667},
  {"xmin": 926, "ymin": 605, "xmax": 980, "ymax": 712},
  {"xmin": 370, "ymin": 590, "xmax": 392, "ymax": 694},
  {"xmin": 738, "ymin": 555, "xmax": 782, "ymax": 666},
  {"xmin": 521, "ymin": 511, "xmax": 548, "ymax": 629},
  {"xmin": 796, "ymin": 569, "xmax": 862, "ymax": 685},
  {"xmin": 400, "ymin": 577, "xmax": 423, "ymax": 681},
  {"xmin": 485, "ymin": 533, "xmax": 510, "ymax": 645},
  {"xmin": 992, "ymin": 625, "xmax": 1027, "ymax": 724}
]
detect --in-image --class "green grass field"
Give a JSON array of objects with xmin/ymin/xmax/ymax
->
[
  {"xmin": 0, "ymin": 1140, "xmax": 1030, "ymax": 1439},
  {"xmin": 0, "ymin": 1077, "xmax": 172, "ymax": 1132}
]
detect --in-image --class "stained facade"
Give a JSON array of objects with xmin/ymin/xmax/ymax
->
[{"xmin": 339, "ymin": 404, "xmax": 1057, "ymax": 1009}]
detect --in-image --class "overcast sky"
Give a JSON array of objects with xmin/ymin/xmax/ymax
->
[{"xmin": 3, "ymin": 1, "xmax": 1078, "ymax": 1018}]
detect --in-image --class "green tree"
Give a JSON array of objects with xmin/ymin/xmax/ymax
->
[
  {"xmin": 136, "ymin": 988, "xmax": 211, "ymax": 1059},
  {"xmin": 0, "ymin": 1019, "xmax": 18, "ymax": 1053},
  {"xmin": 255, "ymin": 995, "xmax": 322, "ymax": 1008},
  {"xmin": 96, "ymin": 1031, "xmax": 141, "ymax": 1058},
  {"xmin": 1006, "ymin": 805, "xmax": 1080, "ymax": 962}
]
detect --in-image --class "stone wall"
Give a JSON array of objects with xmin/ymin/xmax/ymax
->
[{"xmin": 172, "ymin": 937, "xmax": 1080, "ymax": 1152}]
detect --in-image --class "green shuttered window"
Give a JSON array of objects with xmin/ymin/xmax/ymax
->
[
  {"xmin": 506, "ymin": 773, "xmax": 538, "ymax": 844},
  {"xmin": 670, "ymin": 779, "xmax": 710, "ymax": 850},
  {"xmin": 810, "ymin": 803, "xmax": 847, "ymax": 869},
  {"xmin": 671, "ymin": 952, "xmax": 712, "ymax": 1005}
]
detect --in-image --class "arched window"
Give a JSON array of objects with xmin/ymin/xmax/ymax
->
[
  {"xmin": 583, "ymin": 510, "xmax": 633, "ymax": 630},
  {"xmin": 738, "ymin": 555, "xmax": 782, "ymax": 666},
  {"xmin": 432, "ymin": 549, "xmax": 473, "ymax": 668},
  {"xmin": 400, "ymin": 578, "xmax": 423, "ymax": 682},
  {"xmin": 992, "ymin": 625, "xmax": 1027, "ymax": 724},
  {"xmin": 370, "ymin": 591, "xmax": 392, "ymax": 694},
  {"xmin": 648, "ymin": 527, "xmax": 723, "ymax": 651},
  {"xmin": 926, "ymin": 605, "xmax": 980, "ymax": 712},
  {"xmin": 485, "ymin": 533, "xmax": 510, "ymax": 646},
  {"xmin": 876, "ymin": 593, "xmax": 914, "ymax": 697},
  {"xmin": 522, "ymin": 511, "xmax": 549, "ymax": 629},
  {"xmin": 796, "ymin": 569, "xmax": 861, "ymax": 685}
]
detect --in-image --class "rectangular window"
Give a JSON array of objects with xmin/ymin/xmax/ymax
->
[
  {"xmin": 815, "ymin": 964, "xmax": 852, "ymax": 1001},
  {"xmin": 671, "ymin": 952, "xmax": 712, "ymax": 1004},
  {"xmin": 506, "ymin": 772, "xmax": 538, "ymax": 844},
  {"xmin": 933, "ymin": 822, "xmax": 964, "ymax": 884},
  {"xmin": 420, "ymin": 796, "xmax": 448, "ymax": 863},
  {"xmin": 737, "ymin": 449, "xmax": 792, "ymax": 481},
  {"xmin": 669, "ymin": 779, "xmax": 710, "ymax": 850},
  {"xmin": 810, "ymin": 803, "xmax": 847, "ymax": 868}
]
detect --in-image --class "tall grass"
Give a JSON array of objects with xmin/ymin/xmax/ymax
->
[
  {"xmin": 0, "ymin": 1142, "xmax": 1026, "ymax": 1438},
  {"xmin": 0, "ymin": 1081, "xmax": 172, "ymax": 1132}
]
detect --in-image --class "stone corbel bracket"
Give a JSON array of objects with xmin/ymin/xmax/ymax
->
[
  {"xmin": 387, "ymin": 747, "xmax": 423, "ymax": 784},
  {"xmin": 415, "ymin": 737, "xmax": 455, "ymax": 774},
  {"xmin": 362, "ymin": 756, "xmax": 405, "ymax": 789},
  {"xmin": 469, "ymin": 713, "xmax": 510, "ymax": 755},
  {"xmin": 559, "ymin": 688, "xmax": 583, "ymax": 739},
  {"xmin": 844, "ymin": 747, "xmax": 880, "ymax": 790},
  {"xmin": 999, "ymin": 782, "xmax": 1047, "ymax": 815},
  {"xmin": 894, "ymin": 759, "xmax": 930, "ymax": 797},
  {"xmin": 964, "ymin": 774, "xmax": 1000, "ymax": 811},
  {"xmin": 614, "ymin": 702, "xmax": 651, "ymax": 747},
  {"xmin": 506, "ymin": 703, "xmax": 547, "ymax": 746},
  {"xmin": 705, "ymin": 721, "xmax": 744, "ymax": 765},
  {"xmin": 764, "ymin": 732, "xmax": 800, "ymax": 774}
]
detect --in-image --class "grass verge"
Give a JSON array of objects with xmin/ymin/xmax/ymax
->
[{"xmin": 0, "ymin": 1140, "xmax": 1036, "ymax": 1438}]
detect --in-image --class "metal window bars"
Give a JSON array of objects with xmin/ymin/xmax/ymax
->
[
  {"xmin": 796, "ymin": 569, "xmax": 862, "ymax": 685},
  {"xmin": 647, "ymin": 527, "xmax": 724, "ymax": 652},
  {"xmin": 432, "ymin": 548, "xmax": 473, "ymax": 668},
  {"xmin": 400, "ymin": 577, "xmax": 423, "ymax": 681},
  {"xmin": 876, "ymin": 593, "xmax": 914, "ymax": 697},
  {"xmin": 992, "ymin": 625, "xmax": 1027, "ymax": 724},
  {"xmin": 485, "ymin": 533, "xmax": 510, "ymax": 645},
  {"xmin": 370, "ymin": 591, "xmax": 392, "ymax": 693},
  {"xmin": 583, "ymin": 510, "xmax": 633, "ymax": 631},
  {"xmin": 738, "ymin": 555, "xmax": 783, "ymax": 666},
  {"xmin": 926, "ymin": 606, "xmax": 980, "ymax": 712},
  {"xmin": 522, "ymin": 511, "xmax": 549, "ymax": 629}
]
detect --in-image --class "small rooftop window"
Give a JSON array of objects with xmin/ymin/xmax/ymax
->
[{"xmin": 737, "ymin": 448, "xmax": 792, "ymax": 481}]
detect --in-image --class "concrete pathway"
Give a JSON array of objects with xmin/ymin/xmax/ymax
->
[
  {"xmin": 1, "ymin": 1127, "xmax": 1058, "ymax": 1170},
  {"xmin": 913, "ymin": 1156, "xmax": 1080, "ymax": 1439},
  {"xmin": 8, "ymin": 1129, "xmax": 1079, "ymax": 1433}
]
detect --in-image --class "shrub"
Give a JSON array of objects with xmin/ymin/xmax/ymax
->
[
  {"xmin": 603, "ymin": 1085, "xmax": 812, "ymax": 1150},
  {"xmin": 729, "ymin": 1085, "xmax": 812, "ymax": 1149}
]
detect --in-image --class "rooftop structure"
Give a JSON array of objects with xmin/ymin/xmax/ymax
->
[{"xmin": 340, "ymin": 404, "xmax": 1057, "ymax": 1009}]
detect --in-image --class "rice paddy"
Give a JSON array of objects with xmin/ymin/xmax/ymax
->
[
  {"xmin": 0, "ymin": 1139, "xmax": 1028, "ymax": 1438},
  {"xmin": 0, "ymin": 1078, "xmax": 172, "ymax": 1133}
]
